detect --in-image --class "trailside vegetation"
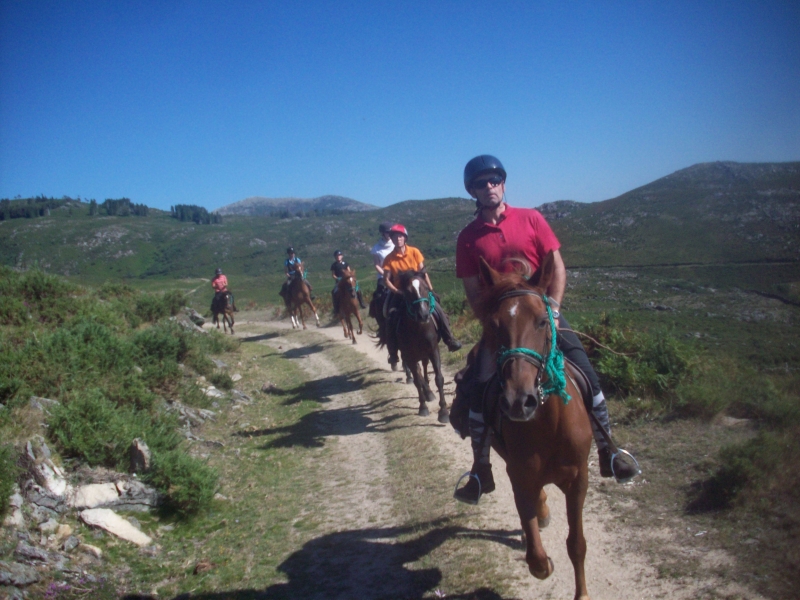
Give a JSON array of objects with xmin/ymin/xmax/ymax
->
[
  {"xmin": 0, "ymin": 267, "xmax": 237, "ymax": 515},
  {"xmin": 170, "ymin": 204, "xmax": 222, "ymax": 224}
]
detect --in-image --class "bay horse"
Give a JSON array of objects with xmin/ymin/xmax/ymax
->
[
  {"xmin": 284, "ymin": 263, "xmax": 320, "ymax": 329},
  {"xmin": 371, "ymin": 285, "xmax": 414, "ymax": 384},
  {"xmin": 392, "ymin": 270, "xmax": 449, "ymax": 423},
  {"xmin": 212, "ymin": 291, "xmax": 236, "ymax": 334},
  {"xmin": 475, "ymin": 253, "xmax": 593, "ymax": 600},
  {"xmin": 335, "ymin": 266, "xmax": 363, "ymax": 344}
]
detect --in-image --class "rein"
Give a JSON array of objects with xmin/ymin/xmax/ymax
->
[
  {"xmin": 407, "ymin": 291, "xmax": 435, "ymax": 316},
  {"xmin": 495, "ymin": 289, "xmax": 571, "ymax": 404}
]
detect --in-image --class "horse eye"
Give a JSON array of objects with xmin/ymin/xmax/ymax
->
[{"xmin": 538, "ymin": 318, "xmax": 548, "ymax": 330}]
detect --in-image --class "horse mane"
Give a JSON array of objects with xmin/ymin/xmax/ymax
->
[
  {"xmin": 397, "ymin": 270, "xmax": 426, "ymax": 289},
  {"xmin": 475, "ymin": 267, "xmax": 541, "ymax": 323}
]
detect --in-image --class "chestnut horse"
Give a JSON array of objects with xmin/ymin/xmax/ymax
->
[
  {"xmin": 475, "ymin": 254, "xmax": 592, "ymax": 600},
  {"xmin": 335, "ymin": 266, "xmax": 363, "ymax": 344},
  {"xmin": 393, "ymin": 270, "xmax": 449, "ymax": 423},
  {"xmin": 284, "ymin": 263, "xmax": 320, "ymax": 329},
  {"xmin": 212, "ymin": 291, "xmax": 235, "ymax": 334}
]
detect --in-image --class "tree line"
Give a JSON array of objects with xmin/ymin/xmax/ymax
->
[{"xmin": 170, "ymin": 204, "xmax": 222, "ymax": 224}]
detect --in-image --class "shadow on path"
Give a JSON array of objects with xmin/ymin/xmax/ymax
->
[{"xmin": 125, "ymin": 519, "xmax": 524, "ymax": 600}]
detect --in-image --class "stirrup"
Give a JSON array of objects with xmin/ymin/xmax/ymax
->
[
  {"xmin": 611, "ymin": 448, "xmax": 642, "ymax": 484},
  {"xmin": 453, "ymin": 471, "xmax": 482, "ymax": 505}
]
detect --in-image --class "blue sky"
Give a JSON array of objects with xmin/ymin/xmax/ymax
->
[{"xmin": 1, "ymin": 1, "xmax": 798, "ymax": 211}]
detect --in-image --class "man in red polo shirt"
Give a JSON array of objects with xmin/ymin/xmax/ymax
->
[{"xmin": 453, "ymin": 155, "xmax": 639, "ymax": 504}]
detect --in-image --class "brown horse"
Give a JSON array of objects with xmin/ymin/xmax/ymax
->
[
  {"xmin": 212, "ymin": 291, "xmax": 235, "ymax": 334},
  {"xmin": 284, "ymin": 263, "xmax": 320, "ymax": 329},
  {"xmin": 393, "ymin": 270, "xmax": 449, "ymax": 423},
  {"xmin": 370, "ymin": 285, "xmax": 414, "ymax": 384},
  {"xmin": 335, "ymin": 267, "xmax": 363, "ymax": 344},
  {"xmin": 475, "ymin": 253, "xmax": 593, "ymax": 600}
]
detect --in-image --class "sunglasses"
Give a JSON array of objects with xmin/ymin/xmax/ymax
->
[{"xmin": 472, "ymin": 175, "xmax": 504, "ymax": 190}]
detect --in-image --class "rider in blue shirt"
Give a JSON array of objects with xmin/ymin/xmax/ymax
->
[{"xmin": 280, "ymin": 246, "xmax": 313, "ymax": 298}]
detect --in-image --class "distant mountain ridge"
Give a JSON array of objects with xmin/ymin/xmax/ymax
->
[{"xmin": 216, "ymin": 195, "xmax": 378, "ymax": 216}]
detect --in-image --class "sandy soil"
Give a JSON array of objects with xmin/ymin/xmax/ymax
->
[{"xmin": 228, "ymin": 315, "xmax": 768, "ymax": 600}]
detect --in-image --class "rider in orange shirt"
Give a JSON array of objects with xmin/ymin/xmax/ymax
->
[
  {"xmin": 381, "ymin": 224, "xmax": 462, "ymax": 369},
  {"xmin": 211, "ymin": 268, "xmax": 229, "ymax": 313}
]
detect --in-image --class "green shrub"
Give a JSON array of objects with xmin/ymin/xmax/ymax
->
[
  {"xmin": 134, "ymin": 290, "xmax": 186, "ymax": 323},
  {"xmin": 0, "ymin": 267, "xmax": 82, "ymax": 325},
  {"xmin": 440, "ymin": 289, "xmax": 467, "ymax": 317},
  {"xmin": 209, "ymin": 372, "xmax": 234, "ymax": 390},
  {"xmin": 48, "ymin": 389, "xmax": 180, "ymax": 468},
  {"xmin": 0, "ymin": 444, "xmax": 21, "ymax": 519},
  {"xmin": 576, "ymin": 314, "xmax": 696, "ymax": 401},
  {"xmin": 688, "ymin": 428, "xmax": 796, "ymax": 511},
  {"xmin": 147, "ymin": 449, "xmax": 217, "ymax": 516}
]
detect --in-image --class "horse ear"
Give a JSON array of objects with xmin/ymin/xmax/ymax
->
[
  {"xmin": 479, "ymin": 257, "xmax": 501, "ymax": 287},
  {"xmin": 536, "ymin": 251, "xmax": 556, "ymax": 290}
]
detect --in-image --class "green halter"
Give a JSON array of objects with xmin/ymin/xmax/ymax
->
[
  {"xmin": 495, "ymin": 291, "xmax": 571, "ymax": 404},
  {"xmin": 407, "ymin": 291, "xmax": 435, "ymax": 316}
]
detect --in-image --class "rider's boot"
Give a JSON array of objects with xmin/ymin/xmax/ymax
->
[
  {"xmin": 591, "ymin": 394, "xmax": 639, "ymax": 483},
  {"xmin": 357, "ymin": 290, "xmax": 367, "ymax": 309},
  {"xmin": 454, "ymin": 411, "xmax": 495, "ymax": 504},
  {"xmin": 434, "ymin": 305, "xmax": 462, "ymax": 352}
]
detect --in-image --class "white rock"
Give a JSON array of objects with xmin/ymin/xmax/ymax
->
[
  {"xmin": 80, "ymin": 543, "xmax": 103, "ymax": 558},
  {"xmin": 2, "ymin": 508, "xmax": 25, "ymax": 529},
  {"xmin": 80, "ymin": 508, "xmax": 153, "ymax": 547},
  {"xmin": 203, "ymin": 387, "xmax": 225, "ymax": 398},
  {"xmin": 39, "ymin": 518, "xmax": 59, "ymax": 533},
  {"xmin": 69, "ymin": 483, "xmax": 120, "ymax": 509},
  {"xmin": 9, "ymin": 492, "xmax": 23, "ymax": 509},
  {"xmin": 231, "ymin": 373, "xmax": 242, "ymax": 382},
  {"xmin": 32, "ymin": 461, "xmax": 71, "ymax": 498}
]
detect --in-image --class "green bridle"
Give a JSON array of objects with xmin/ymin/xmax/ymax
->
[
  {"xmin": 407, "ymin": 290, "xmax": 435, "ymax": 317},
  {"xmin": 495, "ymin": 289, "xmax": 571, "ymax": 404}
]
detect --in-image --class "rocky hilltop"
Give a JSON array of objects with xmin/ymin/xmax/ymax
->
[{"xmin": 215, "ymin": 194, "xmax": 377, "ymax": 216}]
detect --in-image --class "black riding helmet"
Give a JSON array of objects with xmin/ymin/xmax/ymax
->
[
  {"xmin": 334, "ymin": 250, "xmax": 343, "ymax": 257},
  {"xmin": 379, "ymin": 221, "xmax": 393, "ymax": 234},
  {"xmin": 214, "ymin": 268, "xmax": 222, "ymax": 276},
  {"xmin": 463, "ymin": 155, "xmax": 506, "ymax": 193},
  {"xmin": 286, "ymin": 246, "xmax": 294, "ymax": 254}
]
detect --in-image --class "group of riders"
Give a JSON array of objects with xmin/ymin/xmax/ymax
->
[{"xmin": 213, "ymin": 154, "xmax": 640, "ymax": 507}]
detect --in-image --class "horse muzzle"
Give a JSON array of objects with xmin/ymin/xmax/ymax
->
[{"xmin": 500, "ymin": 387, "xmax": 542, "ymax": 422}]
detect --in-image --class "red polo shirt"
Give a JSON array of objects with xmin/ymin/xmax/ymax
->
[{"xmin": 456, "ymin": 205, "xmax": 560, "ymax": 278}]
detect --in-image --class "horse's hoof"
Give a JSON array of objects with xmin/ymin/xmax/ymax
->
[
  {"xmin": 537, "ymin": 514, "xmax": 550, "ymax": 529},
  {"xmin": 529, "ymin": 556, "xmax": 554, "ymax": 580},
  {"xmin": 418, "ymin": 406, "xmax": 430, "ymax": 417},
  {"xmin": 351, "ymin": 338, "xmax": 357, "ymax": 344},
  {"xmin": 438, "ymin": 411, "xmax": 450, "ymax": 424}
]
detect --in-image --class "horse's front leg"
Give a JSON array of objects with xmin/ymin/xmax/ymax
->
[
  {"xmin": 562, "ymin": 473, "xmax": 590, "ymax": 600},
  {"xmin": 430, "ymin": 347, "xmax": 449, "ymax": 424},
  {"xmin": 409, "ymin": 361, "xmax": 430, "ymax": 417},
  {"xmin": 509, "ymin": 473, "xmax": 553, "ymax": 581},
  {"xmin": 306, "ymin": 300, "xmax": 320, "ymax": 327},
  {"xmin": 340, "ymin": 315, "xmax": 349, "ymax": 338},
  {"xmin": 355, "ymin": 310, "xmax": 363, "ymax": 335}
]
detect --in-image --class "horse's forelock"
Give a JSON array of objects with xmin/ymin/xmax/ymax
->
[
  {"xmin": 502, "ymin": 257, "xmax": 532, "ymax": 279},
  {"xmin": 475, "ymin": 270, "xmax": 539, "ymax": 322}
]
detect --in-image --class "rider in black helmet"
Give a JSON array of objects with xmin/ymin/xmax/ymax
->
[
  {"xmin": 452, "ymin": 154, "xmax": 640, "ymax": 504},
  {"xmin": 280, "ymin": 246, "xmax": 314, "ymax": 299},
  {"xmin": 331, "ymin": 249, "xmax": 366, "ymax": 315}
]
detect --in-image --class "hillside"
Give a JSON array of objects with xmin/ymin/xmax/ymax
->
[
  {"xmin": 215, "ymin": 194, "xmax": 378, "ymax": 216},
  {"xmin": 553, "ymin": 161, "xmax": 800, "ymax": 267},
  {"xmin": 1, "ymin": 162, "xmax": 798, "ymax": 306}
]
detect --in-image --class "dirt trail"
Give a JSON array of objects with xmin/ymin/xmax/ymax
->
[{"xmin": 230, "ymin": 315, "xmax": 768, "ymax": 600}]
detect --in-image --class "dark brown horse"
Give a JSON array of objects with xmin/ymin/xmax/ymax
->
[
  {"xmin": 370, "ymin": 285, "xmax": 414, "ymax": 384},
  {"xmin": 212, "ymin": 291, "xmax": 235, "ymax": 334},
  {"xmin": 284, "ymin": 263, "xmax": 320, "ymax": 329},
  {"xmin": 475, "ymin": 253, "xmax": 592, "ymax": 600},
  {"xmin": 335, "ymin": 266, "xmax": 363, "ymax": 344},
  {"xmin": 393, "ymin": 270, "xmax": 449, "ymax": 423}
]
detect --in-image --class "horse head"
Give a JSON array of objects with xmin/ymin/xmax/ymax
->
[
  {"xmin": 342, "ymin": 267, "xmax": 357, "ymax": 298},
  {"xmin": 397, "ymin": 270, "xmax": 433, "ymax": 323},
  {"xmin": 477, "ymin": 252, "xmax": 562, "ymax": 422}
]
